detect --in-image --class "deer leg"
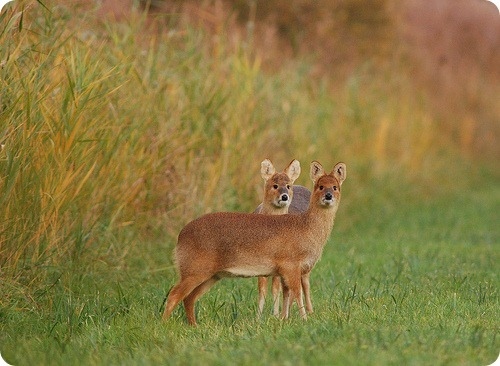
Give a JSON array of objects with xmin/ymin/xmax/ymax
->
[
  {"xmin": 257, "ymin": 276, "xmax": 268, "ymax": 316},
  {"xmin": 301, "ymin": 272, "xmax": 313, "ymax": 314},
  {"xmin": 280, "ymin": 277, "xmax": 291, "ymax": 319},
  {"xmin": 294, "ymin": 277, "xmax": 307, "ymax": 320},
  {"xmin": 183, "ymin": 276, "xmax": 219, "ymax": 326},
  {"xmin": 280, "ymin": 268, "xmax": 306, "ymax": 320},
  {"xmin": 162, "ymin": 275, "xmax": 210, "ymax": 323},
  {"xmin": 271, "ymin": 276, "xmax": 281, "ymax": 317}
]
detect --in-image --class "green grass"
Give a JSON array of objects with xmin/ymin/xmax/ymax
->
[
  {"xmin": 0, "ymin": 2, "xmax": 498, "ymax": 365},
  {"xmin": 1, "ymin": 183, "xmax": 498, "ymax": 365}
]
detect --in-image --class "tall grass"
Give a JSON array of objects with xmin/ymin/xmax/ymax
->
[
  {"xmin": 150, "ymin": 0, "xmax": 499, "ymax": 161},
  {"xmin": 0, "ymin": 1, "xmax": 495, "ymax": 298},
  {"xmin": 0, "ymin": 2, "xmax": 301, "ymax": 284}
]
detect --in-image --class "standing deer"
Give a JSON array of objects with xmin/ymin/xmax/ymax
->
[
  {"xmin": 162, "ymin": 161, "xmax": 346, "ymax": 325},
  {"xmin": 254, "ymin": 159, "xmax": 311, "ymax": 317}
]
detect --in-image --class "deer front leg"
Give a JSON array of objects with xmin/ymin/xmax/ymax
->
[
  {"xmin": 271, "ymin": 276, "xmax": 281, "ymax": 317},
  {"xmin": 280, "ymin": 268, "xmax": 307, "ymax": 320},
  {"xmin": 280, "ymin": 278, "xmax": 291, "ymax": 319},
  {"xmin": 301, "ymin": 272, "xmax": 313, "ymax": 314},
  {"xmin": 257, "ymin": 276, "xmax": 268, "ymax": 316}
]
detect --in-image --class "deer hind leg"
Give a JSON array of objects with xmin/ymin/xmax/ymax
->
[
  {"xmin": 183, "ymin": 276, "xmax": 220, "ymax": 326},
  {"xmin": 271, "ymin": 276, "xmax": 281, "ymax": 317},
  {"xmin": 162, "ymin": 275, "xmax": 211, "ymax": 324},
  {"xmin": 301, "ymin": 272, "xmax": 313, "ymax": 314},
  {"xmin": 257, "ymin": 276, "xmax": 268, "ymax": 316}
]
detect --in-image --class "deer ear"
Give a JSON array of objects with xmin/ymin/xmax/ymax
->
[
  {"xmin": 332, "ymin": 162, "xmax": 346, "ymax": 185},
  {"xmin": 261, "ymin": 159, "xmax": 276, "ymax": 181},
  {"xmin": 284, "ymin": 159, "xmax": 301, "ymax": 183},
  {"xmin": 310, "ymin": 161, "xmax": 325, "ymax": 183}
]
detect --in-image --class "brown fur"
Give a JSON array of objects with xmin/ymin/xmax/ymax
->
[{"xmin": 162, "ymin": 161, "xmax": 346, "ymax": 325}]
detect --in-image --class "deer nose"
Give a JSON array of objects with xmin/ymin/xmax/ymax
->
[
  {"xmin": 280, "ymin": 193, "xmax": 289, "ymax": 201},
  {"xmin": 325, "ymin": 192, "xmax": 333, "ymax": 201}
]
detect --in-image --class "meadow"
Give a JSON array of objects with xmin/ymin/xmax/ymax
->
[{"xmin": 0, "ymin": 1, "xmax": 498, "ymax": 365}]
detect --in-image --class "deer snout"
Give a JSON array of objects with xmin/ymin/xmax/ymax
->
[
  {"xmin": 274, "ymin": 192, "xmax": 290, "ymax": 208},
  {"xmin": 321, "ymin": 191, "xmax": 335, "ymax": 206}
]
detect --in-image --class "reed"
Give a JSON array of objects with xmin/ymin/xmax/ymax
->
[{"xmin": 0, "ymin": 1, "xmax": 495, "ymax": 287}]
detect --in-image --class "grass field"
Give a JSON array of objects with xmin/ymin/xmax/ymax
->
[
  {"xmin": 1, "ymin": 181, "xmax": 498, "ymax": 365},
  {"xmin": 0, "ymin": 1, "xmax": 498, "ymax": 365}
]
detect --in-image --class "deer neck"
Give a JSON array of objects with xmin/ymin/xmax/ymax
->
[
  {"xmin": 303, "ymin": 203, "xmax": 338, "ymax": 247},
  {"xmin": 261, "ymin": 203, "xmax": 289, "ymax": 215}
]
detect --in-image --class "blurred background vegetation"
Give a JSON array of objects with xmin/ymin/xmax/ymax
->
[
  {"xmin": 144, "ymin": 0, "xmax": 499, "ymax": 160},
  {"xmin": 0, "ymin": 0, "xmax": 498, "ymax": 292}
]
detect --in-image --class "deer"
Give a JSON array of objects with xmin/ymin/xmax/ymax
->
[
  {"xmin": 254, "ymin": 159, "xmax": 312, "ymax": 317},
  {"xmin": 162, "ymin": 161, "xmax": 346, "ymax": 325}
]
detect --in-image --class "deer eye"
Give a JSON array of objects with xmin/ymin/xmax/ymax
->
[
  {"xmin": 286, "ymin": 185, "xmax": 291, "ymax": 189},
  {"xmin": 273, "ymin": 184, "xmax": 278, "ymax": 189},
  {"xmin": 333, "ymin": 186, "xmax": 338, "ymax": 191},
  {"xmin": 319, "ymin": 185, "xmax": 324, "ymax": 190}
]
